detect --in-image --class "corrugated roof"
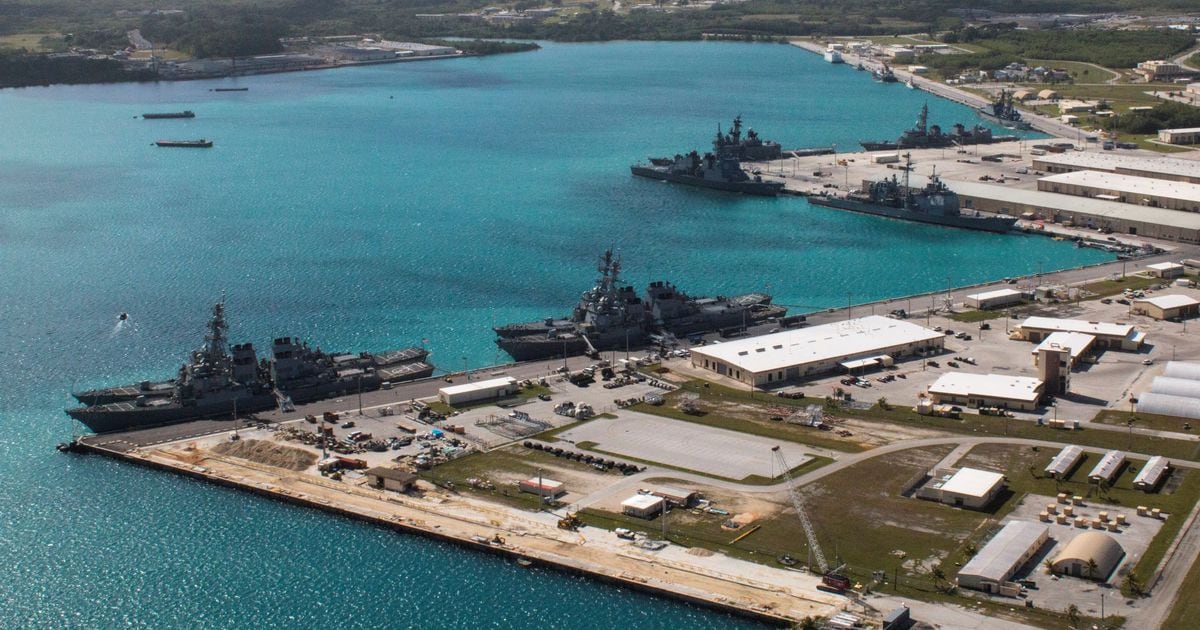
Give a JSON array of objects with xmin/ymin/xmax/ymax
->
[
  {"xmin": 1088, "ymin": 450, "xmax": 1126, "ymax": 481},
  {"xmin": 690, "ymin": 315, "xmax": 942, "ymax": 374},
  {"xmin": 1046, "ymin": 445, "xmax": 1084, "ymax": 476},
  {"xmin": 959, "ymin": 521, "xmax": 1048, "ymax": 582},
  {"xmin": 1134, "ymin": 456, "xmax": 1170, "ymax": 487},
  {"xmin": 1150, "ymin": 376, "xmax": 1200, "ymax": 398},
  {"xmin": 1164, "ymin": 361, "xmax": 1200, "ymax": 381},
  {"xmin": 1052, "ymin": 532, "xmax": 1125, "ymax": 578},
  {"xmin": 929, "ymin": 372, "xmax": 1044, "ymax": 403},
  {"xmin": 1137, "ymin": 392, "xmax": 1200, "ymax": 420}
]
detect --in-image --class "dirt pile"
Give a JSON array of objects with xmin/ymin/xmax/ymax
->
[{"xmin": 210, "ymin": 439, "xmax": 317, "ymax": 471}]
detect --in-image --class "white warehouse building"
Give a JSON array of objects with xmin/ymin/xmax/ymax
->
[
  {"xmin": 928, "ymin": 372, "xmax": 1045, "ymax": 410},
  {"xmin": 688, "ymin": 315, "xmax": 944, "ymax": 387}
]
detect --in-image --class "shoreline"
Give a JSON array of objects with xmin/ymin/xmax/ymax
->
[{"xmin": 72, "ymin": 436, "xmax": 835, "ymax": 626}]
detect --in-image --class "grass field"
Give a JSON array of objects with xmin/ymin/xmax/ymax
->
[
  {"xmin": 1163, "ymin": 555, "xmax": 1200, "ymax": 629},
  {"xmin": 1025, "ymin": 59, "xmax": 1120, "ymax": 83},
  {"xmin": 1080, "ymin": 274, "xmax": 1160, "ymax": 298},
  {"xmin": 1093, "ymin": 409, "xmax": 1197, "ymax": 434},
  {"xmin": 0, "ymin": 33, "xmax": 62, "ymax": 52}
]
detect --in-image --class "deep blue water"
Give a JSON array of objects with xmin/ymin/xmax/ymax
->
[{"xmin": 0, "ymin": 41, "xmax": 1108, "ymax": 627}]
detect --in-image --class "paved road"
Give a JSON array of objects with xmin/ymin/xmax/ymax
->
[
  {"xmin": 1136, "ymin": 498, "xmax": 1200, "ymax": 628},
  {"xmin": 571, "ymin": 435, "xmax": 1200, "ymax": 510}
]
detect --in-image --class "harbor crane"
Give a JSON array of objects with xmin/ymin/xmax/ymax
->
[{"xmin": 771, "ymin": 446, "xmax": 851, "ymax": 593}]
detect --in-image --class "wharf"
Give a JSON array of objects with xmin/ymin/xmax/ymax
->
[
  {"xmin": 787, "ymin": 40, "xmax": 1082, "ymax": 139},
  {"xmin": 74, "ymin": 430, "xmax": 842, "ymax": 625}
]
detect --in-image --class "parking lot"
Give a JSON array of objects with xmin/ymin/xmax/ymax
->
[{"xmin": 555, "ymin": 411, "xmax": 814, "ymax": 480}]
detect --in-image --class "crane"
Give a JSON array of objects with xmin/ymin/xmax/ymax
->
[{"xmin": 772, "ymin": 446, "xmax": 851, "ymax": 592}]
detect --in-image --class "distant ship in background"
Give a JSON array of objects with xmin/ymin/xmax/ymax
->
[
  {"xmin": 860, "ymin": 103, "xmax": 1017, "ymax": 151},
  {"xmin": 631, "ymin": 116, "xmax": 785, "ymax": 196},
  {"xmin": 979, "ymin": 89, "xmax": 1033, "ymax": 130}
]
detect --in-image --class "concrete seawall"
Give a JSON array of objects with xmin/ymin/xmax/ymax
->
[{"xmin": 73, "ymin": 438, "xmax": 807, "ymax": 626}]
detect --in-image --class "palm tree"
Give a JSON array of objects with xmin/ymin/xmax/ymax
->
[
  {"xmin": 1043, "ymin": 558, "xmax": 1056, "ymax": 575},
  {"xmin": 1067, "ymin": 604, "xmax": 1081, "ymax": 629},
  {"xmin": 1122, "ymin": 571, "xmax": 1144, "ymax": 596},
  {"xmin": 931, "ymin": 565, "xmax": 947, "ymax": 591},
  {"xmin": 1086, "ymin": 557, "xmax": 1099, "ymax": 581}
]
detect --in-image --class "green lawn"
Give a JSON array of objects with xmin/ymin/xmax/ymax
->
[
  {"xmin": 1025, "ymin": 59, "xmax": 1119, "ymax": 83},
  {"xmin": 1093, "ymin": 409, "xmax": 1197, "ymax": 434},
  {"xmin": 1080, "ymin": 275, "xmax": 1160, "ymax": 298},
  {"xmin": 1163, "ymin": 554, "xmax": 1200, "ymax": 629},
  {"xmin": 419, "ymin": 444, "xmax": 622, "ymax": 509}
]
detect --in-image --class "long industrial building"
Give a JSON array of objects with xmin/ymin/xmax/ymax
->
[
  {"xmin": 1045, "ymin": 445, "xmax": 1084, "ymax": 479},
  {"xmin": 688, "ymin": 315, "xmax": 944, "ymax": 386},
  {"xmin": 957, "ymin": 521, "xmax": 1050, "ymax": 594},
  {"xmin": 1037, "ymin": 170, "xmax": 1200, "ymax": 212},
  {"xmin": 906, "ymin": 175, "xmax": 1200, "ymax": 243},
  {"xmin": 1031, "ymin": 152, "xmax": 1200, "ymax": 185},
  {"xmin": 1134, "ymin": 456, "xmax": 1170, "ymax": 491}
]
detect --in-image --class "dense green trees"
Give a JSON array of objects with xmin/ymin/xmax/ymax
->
[
  {"xmin": 1109, "ymin": 102, "xmax": 1200, "ymax": 135},
  {"xmin": 0, "ymin": 52, "xmax": 155, "ymax": 88}
]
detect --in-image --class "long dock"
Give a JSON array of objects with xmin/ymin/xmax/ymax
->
[{"xmin": 72, "ymin": 435, "xmax": 841, "ymax": 625}]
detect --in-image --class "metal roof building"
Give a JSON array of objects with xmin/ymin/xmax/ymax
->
[
  {"xmin": 1149, "ymin": 376, "xmax": 1200, "ymax": 399},
  {"xmin": 928, "ymin": 372, "xmax": 1044, "ymax": 410},
  {"xmin": 1045, "ymin": 445, "xmax": 1084, "ymax": 479},
  {"xmin": 1051, "ymin": 532, "xmax": 1125, "ymax": 580},
  {"xmin": 688, "ymin": 315, "xmax": 944, "ymax": 386},
  {"xmin": 911, "ymin": 175, "xmax": 1200, "ymax": 243},
  {"xmin": 1088, "ymin": 450, "xmax": 1126, "ymax": 483},
  {"xmin": 1017, "ymin": 317, "xmax": 1145, "ymax": 351},
  {"xmin": 957, "ymin": 521, "xmax": 1050, "ymax": 594},
  {"xmin": 1164, "ymin": 361, "xmax": 1200, "ymax": 381},
  {"xmin": 965, "ymin": 288, "xmax": 1025, "ymax": 310},
  {"xmin": 920, "ymin": 467, "xmax": 1007, "ymax": 509},
  {"xmin": 1137, "ymin": 362, "xmax": 1200, "ymax": 420},
  {"xmin": 621, "ymin": 494, "xmax": 665, "ymax": 519},
  {"xmin": 1031, "ymin": 152, "xmax": 1200, "ymax": 184},
  {"xmin": 1137, "ymin": 392, "xmax": 1200, "ymax": 420},
  {"xmin": 1134, "ymin": 456, "xmax": 1170, "ymax": 491},
  {"xmin": 1037, "ymin": 170, "xmax": 1200, "ymax": 212},
  {"xmin": 1031, "ymin": 332, "xmax": 1095, "ymax": 368},
  {"xmin": 1133, "ymin": 294, "xmax": 1200, "ymax": 320}
]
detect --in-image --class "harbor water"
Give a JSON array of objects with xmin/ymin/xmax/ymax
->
[{"xmin": 0, "ymin": 41, "xmax": 1109, "ymax": 627}]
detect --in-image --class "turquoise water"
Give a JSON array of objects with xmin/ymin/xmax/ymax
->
[{"xmin": 0, "ymin": 41, "xmax": 1108, "ymax": 627}]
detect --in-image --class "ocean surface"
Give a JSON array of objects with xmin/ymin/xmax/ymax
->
[{"xmin": 0, "ymin": 41, "xmax": 1110, "ymax": 627}]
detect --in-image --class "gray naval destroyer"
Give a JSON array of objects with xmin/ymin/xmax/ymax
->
[
  {"xmin": 808, "ymin": 155, "xmax": 1017, "ymax": 233},
  {"xmin": 494, "ymin": 249, "xmax": 786, "ymax": 362},
  {"xmin": 631, "ymin": 116, "xmax": 785, "ymax": 196},
  {"xmin": 67, "ymin": 301, "xmax": 435, "ymax": 434}
]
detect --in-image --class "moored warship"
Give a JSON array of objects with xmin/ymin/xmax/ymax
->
[
  {"xmin": 978, "ymin": 89, "xmax": 1032, "ymax": 130},
  {"xmin": 67, "ymin": 301, "xmax": 435, "ymax": 434},
  {"xmin": 631, "ymin": 117, "xmax": 785, "ymax": 196},
  {"xmin": 495, "ymin": 250, "xmax": 786, "ymax": 361},
  {"xmin": 860, "ymin": 103, "xmax": 1017, "ymax": 151},
  {"xmin": 808, "ymin": 155, "xmax": 1017, "ymax": 233}
]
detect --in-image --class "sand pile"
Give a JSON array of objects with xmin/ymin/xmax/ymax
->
[{"xmin": 211, "ymin": 439, "xmax": 317, "ymax": 471}]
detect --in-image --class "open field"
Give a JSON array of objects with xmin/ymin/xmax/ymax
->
[
  {"xmin": 1025, "ymin": 59, "xmax": 1120, "ymax": 83},
  {"xmin": 1163, "ymin": 556, "xmax": 1200, "ymax": 629}
]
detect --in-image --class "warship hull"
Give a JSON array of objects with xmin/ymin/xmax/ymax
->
[
  {"xmin": 497, "ymin": 328, "xmax": 648, "ymax": 362},
  {"xmin": 808, "ymin": 196, "xmax": 1017, "ymax": 233},
  {"xmin": 66, "ymin": 393, "xmax": 277, "ymax": 435},
  {"xmin": 860, "ymin": 135, "xmax": 1019, "ymax": 151},
  {"xmin": 631, "ymin": 166, "xmax": 784, "ymax": 196},
  {"xmin": 978, "ymin": 110, "xmax": 1032, "ymax": 130}
]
